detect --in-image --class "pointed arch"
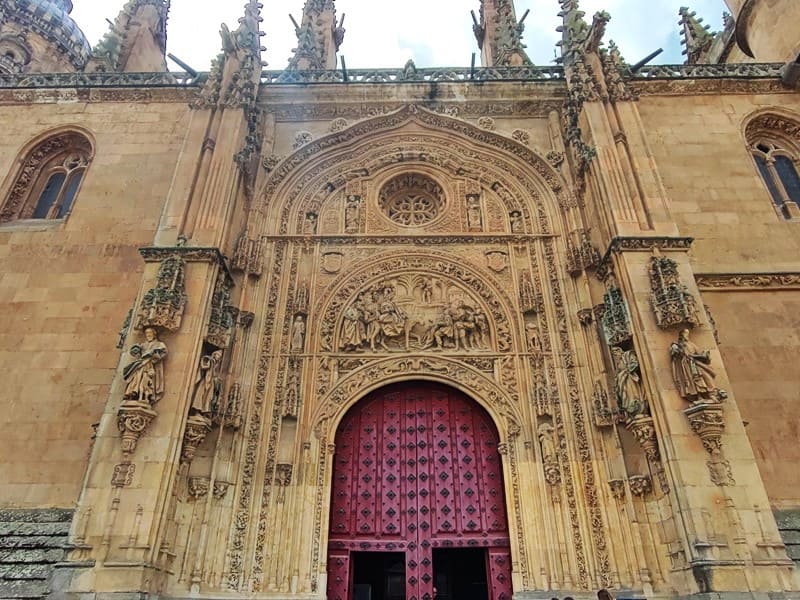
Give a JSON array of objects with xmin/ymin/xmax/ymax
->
[
  {"xmin": 0, "ymin": 127, "xmax": 95, "ymax": 223},
  {"xmin": 257, "ymin": 105, "xmax": 573, "ymax": 236}
]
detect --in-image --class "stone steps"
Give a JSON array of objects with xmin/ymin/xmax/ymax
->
[
  {"xmin": 775, "ymin": 509, "xmax": 800, "ymax": 566},
  {"xmin": 0, "ymin": 509, "xmax": 73, "ymax": 599}
]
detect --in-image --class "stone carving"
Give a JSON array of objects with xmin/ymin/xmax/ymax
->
[
  {"xmin": 511, "ymin": 129, "xmax": 531, "ymax": 145},
  {"xmin": 117, "ymin": 401, "xmax": 158, "ymax": 455},
  {"xmin": 181, "ymin": 414, "xmax": 213, "ymax": 463},
  {"xmin": 262, "ymin": 155, "xmax": 282, "ymax": 173},
  {"xmin": 344, "ymin": 195, "xmax": 361, "ymax": 233},
  {"xmin": 466, "ymin": 194, "xmax": 483, "ymax": 231},
  {"xmin": 610, "ymin": 347, "xmax": 648, "ymax": 420},
  {"xmin": 321, "ymin": 251, "xmax": 344, "ymax": 274},
  {"xmin": 685, "ymin": 403, "xmax": 725, "ymax": 455},
  {"xmin": 538, "ymin": 422, "xmax": 561, "ymax": 486},
  {"xmin": 566, "ymin": 229, "xmax": 600, "ymax": 275},
  {"xmin": 519, "ymin": 271, "xmax": 541, "ymax": 314},
  {"xmin": 707, "ymin": 458, "xmax": 735, "ymax": 486},
  {"xmin": 123, "ymin": 327, "xmax": 168, "ymax": 405},
  {"xmin": 206, "ymin": 272, "xmax": 237, "ymax": 349},
  {"xmin": 628, "ymin": 475, "xmax": 652, "ymax": 497},
  {"xmin": 282, "ymin": 359, "xmax": 302, "ymax": 418},
  {"xmin": 599, "ymin": 280, "xmax": 631, "ymax": 346},
  {"xmin": 304, "ymin": 211, "xmax": 318, "ymax": 234},
  {"xmin": 136, "ymin": 255, "xmax": 188, "ymax": 332},
  {"xmin": 214, "ymin": 382, "xmax": 243, "ymax": 429},
  {"xmin": 111, "ymin": 462, "xmax": 136, "ymax": 488},
  {"xmin": 649, "ymin": 253, "xmax": 700, "ymax": 329},
  {"xmin": 378, "ymin": 173, "xmax": 444, "ymax": 226},
  {"xmin": 508, "ymin": 210, "xmax": 523, "ymax": 233},
  {"xmin": 669, "ymin": 329, "xmax": 726, "ymax": 405},
  {"xmin": 477, "ymin": 116, "xmax": 495, "ymax": 130},
  {"xmin": 231, "ymin": 233, "xmax": 264, "ymax": 277},
  {"xmin": 116, "ymin": 308, "xmax": 133, "ymax": 349},
  {"xmin": 335, "ymin": 277, "xmax": 493, "ymax": 353},
  {"xmin": 484, "ymin": 251, "xmax": 508, "ymax": 273},
  {"xmin": 293, "ymin": 131, "xmax": 313, "ymax": 148},
  {"xmin": 290, "ymin": 316, "xmax": 306, "ymax": 352},
  {"xmin": 546, "ymin": 150, "xmax": 565, "ymax": 167},
  {"xmin": 188, "ymin": 476, "xmax": 210, "ymax": 499},
  {"xmin": 294, "ymin": 282, "xmax": 310, "ymax": 314},
  {"xmin": 592, "ymin": 382, "xmax": 614, "ymax": 427},
  {"xmin": 213, "ymin": 481, "xmax": 231, "ymax": 499},
  {"xmin": 695, "ymin": 272, "xmax": 800, "ymax": 289},
  {"xmin": 330, "ymin": 117, "xmax": 349, "ymax": 132},
  {"xmin": 190, "ymin": 350, "xmax": 224, "ymax": 417},
  {"xmin": 608, "ymin": 479, "xmax": 625, "ymax": 501},
  {"xmin": 275, "ymin": 463, "xmax": 293, "ymax": 486}
]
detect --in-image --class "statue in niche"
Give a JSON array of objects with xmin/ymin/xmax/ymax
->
[
  {"xmin": 525, "ymin": 322, "xmax": 541, "ymax": 354},
  {"xmin": 344, "ymin": 195, "xmax": 360, "ymax": 233},
  {"xmin": 509, "ymin": 210, "xmax": 523, "ymax": 233},
  {"xmin": 336, "ymin": 278, "xmax": 491, "ymax": 353},
  {"xmin": 123, "ymin": 327, "xmax": 168, "ymax": 406},
  {"xmin": 670, "ymin": 329, "xmax": 726, "ymax": 404},
  {"xmin": 538, "ymin": 422, "xmax": 557, "ymax": 464},
  {"xmin": 291, "ymin": 315, "xmax": 306, "ymax": 352},
  {"xmin": 283, "ymin": 368, "xmax": 301, "ymax": 418},
  {"xmin": 190, "ymin": 350, "xmax": 224, "ymax": 417},
  {"xmin": 610, "ymin": 347, "xmax": 648, "ymax": 419},
  {"xmin": 304, "ymin": 212, "xmax": 318, "ymax": 234},
  {"xmin": 466, "ymin": 195, "xmax": 482, "ymax": 231}
]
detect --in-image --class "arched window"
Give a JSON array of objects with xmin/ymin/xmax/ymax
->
[
  {"xmin": 1, "ymin": 131, "xmax": 92, "ymax": 223},
  {"xmin": 745, "ymin": 113, "xmax": 800, "ymax": 220}
]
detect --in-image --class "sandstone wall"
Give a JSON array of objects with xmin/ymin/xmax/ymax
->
[
  {"xmin": 638, "ymin": 89, "xmax": 800, "ymax": 507},
  {"xmin": 0, "ymin": 99, "xmax": 191, "ymax": 508}
]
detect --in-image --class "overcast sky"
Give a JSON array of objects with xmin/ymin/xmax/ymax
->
[{"xmin": 70, "ymin": 0, "xmax": 728, "ymax": 71}]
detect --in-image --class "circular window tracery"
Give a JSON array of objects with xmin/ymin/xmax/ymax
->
[{"xmin": 378, "ymin": 173, "xmax": 445, "ymax": 226}]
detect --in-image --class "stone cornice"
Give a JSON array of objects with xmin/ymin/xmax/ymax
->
[
  {"xmin": 138, "ymin": 246, "xmax": 232, "ymax": 280},
  {"xmin": 263, "ymin": 234, "xmax": 557, "ymax": 245},
  {"xmin": 695, "ymin": 272, "xmax": 800, "ymax": 290},
  {"xmin": 597, "ymin": 236, "xmax": 693, "ymax": 279}
]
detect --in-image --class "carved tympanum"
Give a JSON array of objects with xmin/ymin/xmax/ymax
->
[{"xmin": 336, "ymin": 278, "xmax": 492, "ymax": 353}]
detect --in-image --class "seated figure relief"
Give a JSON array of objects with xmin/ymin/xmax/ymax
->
[{"xmin": 337, "ymin": 276, "xmax": 492, "ymax": 353}]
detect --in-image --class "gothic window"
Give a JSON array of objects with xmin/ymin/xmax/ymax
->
[
  {"xmin": 745, "ymin": 113, "xmax": 800, "ymax": 220},
  {"xmin": 1, "ymin": 131, "xmax": 93, "ymax": 223}
]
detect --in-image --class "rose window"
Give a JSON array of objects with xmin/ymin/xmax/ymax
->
[{"xmin": 378, "ymin": 173, "xmax": 445, "ymax": 226}]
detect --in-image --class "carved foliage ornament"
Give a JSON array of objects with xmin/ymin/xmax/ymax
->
[
  {"xmin": 136, "ymin": 255, "xmax": 188, "ymax": 332},
  {"xmin": 649, "ymin": 254, "xmax": 700, "ymax": 330},
  {"xmin": 599, "ymin": 283, "xmax": 631, "ymax": 346}
]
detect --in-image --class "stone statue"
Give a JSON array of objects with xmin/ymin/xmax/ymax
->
[
  {"xmin": 467, "ymin": 196, "xmax": 482, "ymax": 230},
  {"xmin": 611, "ymin": 347, "xmax": 648, "ymax": 419},
  {"xmin": 538, "ymin": 422, "xmax": 557, "ymax": 464},
  {"xmin": 291, "ymin": 315, "xmax": 306, "ymax": 352},
  {"xmin": 123, "ymin": 327, "xmax": 168, "ymax": 406},
  {"xmin": 670, "ymin": 328, "xmax": 724, "ymax": 404},
  {"xmin": 345, "ymin": 196, "xmax": 360, "ymax": 233},
  {"xmin": 190, "ymin": 350, "xmax": 223, "ymax": 416},
  {"xmin": 509, "ymin": 210, "xmax": 523, "ymax": 233}
]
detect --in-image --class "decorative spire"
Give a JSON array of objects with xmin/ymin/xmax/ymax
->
[
  {"xmin": 286, "ymin": 0, "xmax": 344, "ymax": 71},
  {"xmin": 678, "ymin": 6, "xmax": 716, "ymax": 64},
  {"xmin": 93, "ymin": 0, "xmax": 170, "ymax": 72},
  {"xmin": 556, "ymin": 0, "xmax": 609, "ymax": 66},
  {"xmin": 473, "ymin": 0, "xmax": 532, "ymax": 67}
]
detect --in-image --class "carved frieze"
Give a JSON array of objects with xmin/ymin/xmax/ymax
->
[
  {"xmin": 649, "ymin": 253, "xmax": 700, "ymax": 330},
  {"xmin": 695, "ymin": 272, "xmax": 800, "ymax": 290}
]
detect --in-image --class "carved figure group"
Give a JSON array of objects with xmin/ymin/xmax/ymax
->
[
  {"xmin": 338, "ymin": 283, "xmax": 490, "ymax": 353},
  {"xmin": 123, "ymin": 327, "xmax": 168, "ymax": 405},
  {"xmin": 669, "ymin": 329, "xmax": 725, "ymax": 404}
]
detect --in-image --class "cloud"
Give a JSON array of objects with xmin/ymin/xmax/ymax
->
[{"xmin": 70, "ymin": 0, "xmax": 727, "ymax": 71}]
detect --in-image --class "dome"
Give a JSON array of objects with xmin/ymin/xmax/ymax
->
[{"xmin": 5, "ymin": 0, "xmax": 91, "ymax": 71}]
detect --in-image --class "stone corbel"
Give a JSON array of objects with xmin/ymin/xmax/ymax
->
[
  {"xmin": 181, "ymin": 414, "xmax": 213, "ymax": 464},
  {"xmin": 684, "ymin": 403, "xmax": 725, "ymax": 457},
  {"xmin": 628, "ymin": 475, "xmax": 652, "ymax": 497},
  {"xmin": 188, "ymin": 476, "xmax": 210, "ymax": 499},
  {"xmin": 117, "ymin": 401, "xmax": 158, "ymax": 455}
]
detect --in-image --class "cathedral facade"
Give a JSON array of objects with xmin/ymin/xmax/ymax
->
[{"xmin": 0, "ymin": 1, "xmax": 799, "ymax": 599}]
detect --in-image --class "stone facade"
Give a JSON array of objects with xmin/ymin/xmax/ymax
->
[{"xmin": 0, "ymin": 1, "xmax": 799, "ymax": 600}]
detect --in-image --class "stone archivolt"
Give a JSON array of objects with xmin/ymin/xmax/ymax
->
[{"xmin": 257, "ymin": 105, "xmax": 572, "ymax": 238}]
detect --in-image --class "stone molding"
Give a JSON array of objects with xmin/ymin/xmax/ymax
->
[
  {"xmin": 695, "ymin": 272, "xmax": 800, "ymax": 290},
  {"xmin": 597, "ymin": 236, "xmax": 694, "ymax": 279}
]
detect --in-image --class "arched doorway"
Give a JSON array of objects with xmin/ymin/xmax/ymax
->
[{"xmin": 327, "ymin": 382, "xmax": 512, "ymax": 600}]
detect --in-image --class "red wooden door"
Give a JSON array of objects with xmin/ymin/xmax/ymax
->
[{"xmin": 327, "ymin": 383, "xmax": 512, "ymax": 600}]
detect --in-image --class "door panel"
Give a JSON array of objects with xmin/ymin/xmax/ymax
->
[{"xmin": 327, "ymin": 383, "xmax": 511, "ymax": 600}]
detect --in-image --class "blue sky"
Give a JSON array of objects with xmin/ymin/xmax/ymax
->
[{"xmin": 70, "ymin": 0, "xmax": 729, "ymax": 71}]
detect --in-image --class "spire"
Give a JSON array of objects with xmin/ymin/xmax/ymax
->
[
  {"xmin": 678, "ymin": 6, "xmax": 716, "ymax": 64},
  {"xmin": 473, "ymin": 0, "xmax": 532, "ymax": 67},
  {"xmin": 556, "ymin": 0, "xmax": 609, "ymax": 66},
  {"xmin": 286, "ymin": 0, "xmax": 344, "ymax": 71},
  {"xmin": 93, "ymin": 0, "xmax": 170, "ymax": 72}
]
